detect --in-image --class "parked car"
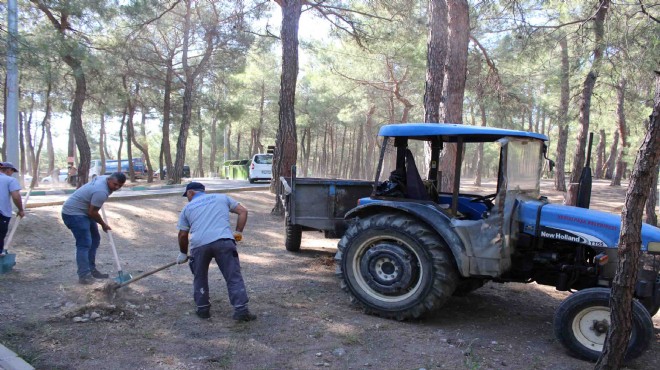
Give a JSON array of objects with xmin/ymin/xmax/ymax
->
[
  {"xmin": 248, "ymin": 154, "xmax": 273, "ymax": 183},
  {"xmin": 155, "ymin": 165, "xmax": 190, "ymax": 179}
]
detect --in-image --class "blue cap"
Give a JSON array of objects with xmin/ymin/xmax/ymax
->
[{"xmin": 182, "ymin": 182, "xmax": 205, "ymax": 196}]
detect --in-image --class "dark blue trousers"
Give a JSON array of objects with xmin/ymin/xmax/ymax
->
[
  {"xmin": 0, "ymin": 215, "xmax": 10, "ymax": 253},
  {"xmin": 189, "ymin": 238, "xmax": 249, "ymax": 314},
  {"xmin": 61, "ymin": 213, "xmax": 101, "ymax": 278}
]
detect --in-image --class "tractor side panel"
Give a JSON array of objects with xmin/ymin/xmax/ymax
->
[{"xmin": 518, "ymin": 203, "xmax": 626, "ymax": 249}]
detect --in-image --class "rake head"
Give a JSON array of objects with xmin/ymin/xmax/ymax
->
[{"xmin": 114, "ymin": 271, "xmax": 133, "ymax": 284}]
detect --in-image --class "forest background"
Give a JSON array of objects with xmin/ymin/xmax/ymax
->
[{"xmin": 0, "ymin": 0, "xmax": 658, "ymax": 196}]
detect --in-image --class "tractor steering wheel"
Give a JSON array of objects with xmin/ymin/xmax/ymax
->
[{"xmin": 470, "ymin": 193, "xmax": 497, "ymax": 210}]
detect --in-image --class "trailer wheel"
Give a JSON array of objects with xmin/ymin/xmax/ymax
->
[
  {"xmin": 335, "ymin": 213, "xmax": 458, "ymax": 320},
  {"xmin": 553, "ymin": 288, "xmax": 653, "ymax": 361},
  {"xmin": 285, "ymin": 216, "xmax": 302, "ymax": 252}
]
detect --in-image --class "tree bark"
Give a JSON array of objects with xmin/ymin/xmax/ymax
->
[
  {"xmin": 604, "ymin": 130, "xmax": 619, "ymax": 179},
  {"xmin": 172, "ymin": 0, "xmax": 216, "ymax": 184},
  {"xmin": 474, "ymin": 102, "xmax": 487, "ymax": 186},
  {"xmin": 423, "ymin": 0, "xmax": 447, "ymax": 124},
  {"xmin": 595, "ymin": 71, "xmax": 660, "ymax": 370},
  {"xmin": 646, "ymin": 167, "xmax": 658, "ymax": 226},
  {"xmin": 611, "ymin": 77, "xmax": 628, "ymax": 186},
  {"xmin": 197, "ymin": 123, "xmax": 204, "ymax": 178},
  {"xmin": 567, "ymin": 0, "xmax": 610, "ymax": 204},
  {"xmin": 117, "ymin": 107, "xmax": 126, "ymax": 166},
  {"xmin": 210, "ymin": 116, "xmax": 218, "ymax": 176},
  {"xmin": 162, "ymin": 59, "xmax": 174, "ymax": 181},
  {"xmin": 271, "ymin": 0, "xmax": 301, "ymax": 215},
  {"xmin": 437, "ymin": 0, "xmax": 469, "ymax": 192},
  {"xmin": 595, "ymin": 129, "xmax": 606, "ymax": 179},
  {"xmin": 99, "ymin": 112, "xmax": 106, "ymax": 175},
  {"xmin": 555, "ymin": 37, "xmax": 570, "ymax": 192}
]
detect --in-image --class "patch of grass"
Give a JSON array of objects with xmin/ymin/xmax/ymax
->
[{"xmin": 339, "ymin": 332, "xmax": 362, "ymax": 345}]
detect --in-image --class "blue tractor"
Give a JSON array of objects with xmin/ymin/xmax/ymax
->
[{"xmin": 282, "ymin": 123, "xmax": 660, "ymax": 361}]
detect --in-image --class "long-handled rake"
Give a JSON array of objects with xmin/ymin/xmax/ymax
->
[{"xmin": 101, "ymin": 207, "xmax": 133, "ymax": 283}]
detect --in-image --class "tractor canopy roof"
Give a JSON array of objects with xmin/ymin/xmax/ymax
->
[{"xmin": 378, "ymin": 123, "xmax": 548, "ymax": 143}]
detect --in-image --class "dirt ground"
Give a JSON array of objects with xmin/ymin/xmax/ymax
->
[{"xmin": 1, "ymin": 180, "xmax": 659, "ymax": 370}]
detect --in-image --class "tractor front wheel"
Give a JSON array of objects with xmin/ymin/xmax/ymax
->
[
  {"xmin": 336, "ymin": 213, "xmax": 458, "ymax": 320},
  {"xmin": 553, "ymin": 288, "xmax": 653, "ymax": 361}
]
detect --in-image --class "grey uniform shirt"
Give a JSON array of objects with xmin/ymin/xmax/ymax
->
[
  {"xmin": 62, "ymin": 176, "xmax": 111, "ymax": 216},
  {"xmin": 0, "ymin": 173, "xmax": 21, "ymax": 217},
  {"xmin": 177, "ymin": 193, "xmax": 239, "ymax": 250}
]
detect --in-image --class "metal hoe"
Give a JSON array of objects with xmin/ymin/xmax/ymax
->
[
  {"xmin": 101, "ymin": 207, "xmax": 133, "ymax": 283},
  {"xmin": 112, "ymin": 261, "xmax": 177, "ymax": 290}
]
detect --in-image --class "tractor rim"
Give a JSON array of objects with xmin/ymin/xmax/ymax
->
[
  {"xmin": 572, "ymin": 305, "xmax": 610, "ymax": 351},
  {"xmin": 353, "ymin": 236, "xmax": 423, "ymax": 303}
]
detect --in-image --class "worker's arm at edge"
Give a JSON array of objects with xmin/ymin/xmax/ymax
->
[
  {"xmin": 88, "ymin": 205, "xmax": 110, "ymax": 232},
  {"xmin": 231, "ymin": 204, "xmax": 248, "ymax": 233},
  {"xmin": 10, "ymin": 190, "xmax": 24, "ymax": 218}
]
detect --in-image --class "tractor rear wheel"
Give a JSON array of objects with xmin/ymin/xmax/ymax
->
[
  {"xmin": 335, "ymin": 213, "xmax": 458, "ymax": 320},
  {"xmin": 553, "ymin": 288, "xmax": 653, "ymax": 361}
]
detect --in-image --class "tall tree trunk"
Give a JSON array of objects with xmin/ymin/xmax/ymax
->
[
  {"xmin": 271, "ymin": 0, "xmax": 301, "ymax": 215},
  {"xmin": 210, "ymin": 116, "xmax": 218, "ymax": 176},
  {"xmin": 129, "ymin": 104, "xmax": 153, "ymax": 182},
  {"xmin": 197, "ymin": 123, "xmax": 204, "ymax": 177},
  {"xmin": 595, "ymin": 129, "xmax": 606, "ymax": 179},
  {"xmin": 567, "ymin": 0, "xmax": 610, "ymax": 204},
  {"xmin": 364, "ymin": 105, "xmax": 376, "ymax": 180},
  {"xmin": 423, "ymin": 0, "xmax": 449, "ymax": 116},
  {"xmin": 19, "ymin": 113, "xmax": 25, "ymax": 183},
  {"xmin": 604, "ymin": 130, "xmax": 619, "ymax": 179},
  {"xmin": 352, "ymin": 122, "xmax": 364, "ymax": 179},
  {"xmin": 126, "ymin": 109, "xmax": 135, "ymax": 181},
  {"xmin": 162, "ymin": 60, "xmax": 174, "ymax": 181},
  {"xmin": 236, "ymin": 131, "xmax": 242, "ymax": 160},
  {"xmin": 41, "ymin": 79, "xmax": 53, "ymax": 181},
  {"xmin": 117, "ymin": 107, "xmax": 126, "ymax": 166},
  {"xmin": 646, "ymin": 167, "xmax": 658, "ymax": 226},
  {"xmin": 437, "ymin": 0, "xmax": 469, "ymax": 191},
  {"xmin": 46, "ymin": 118, "xmax": 54, "ymax": 174},
  {"xmin": 172, "ymin": 0, "xmax": 216, "ymax": 184},
  {"xmin": 99, "ymin": 112, "xmax": 106, "ymax": 175},
  {"xmin": 611, "ymin": 77, "xmax": 628, "ymax": 186},
  {"xmin": 555, "ymin": 37, "xmax": 571, "ymax": 192},
  {"xmin": 304, "ymin": 126, "xmax": 311, "ymax": 177},
  {"xmin": 24, "ymin": 93, "xmax": 36, "ymax": 176},
  {"xmin": 32, "ymin": 116, "xmax": 46, "ymax": 189},
  {"xmin": 595, "ymin": 71, "xmax": 660, "ymax": 370}
]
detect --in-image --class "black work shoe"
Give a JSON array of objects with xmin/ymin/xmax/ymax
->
[
  {"xmin": 196, "ymin": 309, "xmax": 211, "ymax": 319},
  {"xmin": 91, "ymin": 269, "xmax": 109, "ymax": 279},
  {"xmin": 79, "ymin": 275, "xmax": 95, "ymax": 285},
  {"xmin": 232, "ymin": 311, "xmax": 257, "ymax": 322}
]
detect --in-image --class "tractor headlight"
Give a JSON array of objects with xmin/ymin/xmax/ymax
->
[{"xmin": 648, "ymin": 242, "xmax": 660, "ymax": 254}]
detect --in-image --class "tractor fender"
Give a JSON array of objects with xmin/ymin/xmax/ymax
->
[{"xmin": 345, "ymin": 201, "xmax": 470, "ymax": 277}]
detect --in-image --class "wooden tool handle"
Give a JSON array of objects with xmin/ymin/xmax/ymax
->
[{"xmin": 117, "ymin": 261, "xmax": 177, "ymax": 289}]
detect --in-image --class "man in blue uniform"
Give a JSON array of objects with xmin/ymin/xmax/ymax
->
[
  {"xmin": 61, "ymin": 172, "xmax": 126, "ymax": 284},
  {"xmin": 176, "ymin": 182, "xmax": 256, "ymax": 321},
  {"xmin": 0, "ymin": 162, "xmax": 24, "ymax": 256}
]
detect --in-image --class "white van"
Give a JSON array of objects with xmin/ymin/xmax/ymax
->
[{"xmin": 248, "ymin": 154, "xmax": 273, "ymax": 183}]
